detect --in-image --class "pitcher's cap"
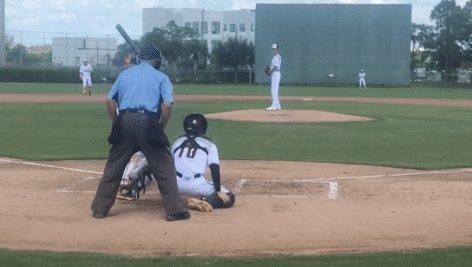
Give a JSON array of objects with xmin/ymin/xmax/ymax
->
[{"xmin": 271, "ymin": 44, "xmax": 278, "ymax": 49}]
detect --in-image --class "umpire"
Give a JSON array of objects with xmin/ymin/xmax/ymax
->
[{"xmin": 91, "ymin": 45, "xmax": 190, "ymax": 221}]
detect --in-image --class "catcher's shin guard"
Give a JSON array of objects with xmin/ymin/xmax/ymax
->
[{"xmin": 204, "ymin": 192, "xmax": 235, "ymax": 209}]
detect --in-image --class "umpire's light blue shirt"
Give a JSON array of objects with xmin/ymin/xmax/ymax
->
[{"xmin": 108, "ymin": 62, "xmax": 174, "ymax": 113}]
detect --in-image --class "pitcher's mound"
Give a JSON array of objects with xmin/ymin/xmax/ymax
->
[{"xmin": 204, "ymin": 109, "xmax": 375, "ymax": 123}]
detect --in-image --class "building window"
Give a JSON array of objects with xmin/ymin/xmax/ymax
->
[
  {"xmin": 192, "ymin": 22, "xmax": 199, "ymax": 34},
  {"xmin": 201, "ymin": 21, "xmax": 208, "ymax": 35},
  {"xmin": 223, "ymin": 24, "xmax": 227, "ymax": 31},
  {"xmin": 185, "ymin": 22, "xmax": 191, "ymax": 28},
  {"xmin": 230, "ymin": 24, "xmax": 236, "ymax": 32},
  {"xmin": 239, "ymin": 23, "xmax": 246, "ymax": 32},
  {"xmin": 211, "ymin": 21, "xmax": 220, "ymax": 34},
  {"xmin": 251, "ymin": 23, "xmax": 255, "ymax": 31}
]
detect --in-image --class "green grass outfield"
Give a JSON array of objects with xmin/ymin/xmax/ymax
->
[
  {"xmin": 1, "ymin": 82, "xmax": 472, "ymax": 266},
  {"xmin": 2, "ymin": 82, "xmax": 472, "ymax": 99},
  {"xmin": 1, "ymin": 245, "xmax": 472, "ymax": 267}
]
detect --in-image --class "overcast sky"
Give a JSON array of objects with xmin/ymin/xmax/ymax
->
[{"xmin": 4, "ymin": 0, "xmax": 471, "ymax": 46}]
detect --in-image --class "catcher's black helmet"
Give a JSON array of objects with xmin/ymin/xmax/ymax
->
[
  {"xmin": 183, "ymin": 113, "xmax": 208, "ymax": 135},
  {"xmin": 139, "ymin": 45, "xmax": 163, "ymax": 70}
]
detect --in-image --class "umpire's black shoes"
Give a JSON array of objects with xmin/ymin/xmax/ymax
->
[
  {"xmin": 166, "ymin": 211, "xmax": 191, "ymax": 221},
  {"xmin": 92, "ymin": 212, "xmax": 106, "ymax": 219}
]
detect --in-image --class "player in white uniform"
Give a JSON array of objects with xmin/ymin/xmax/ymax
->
[
  {"xmin": 117, "ymin": 113, "xmax": 235, "ymax": 212},
  {"xmin": 266, "ymin": 44, "xmax": 282, "ymax": 111},
  {"xmin": 359, "ymin": 69, "xmax": 366, "ymax": 90},
  {"xmin": 79, "ymin": 59, "xmax": 93, "ymax": 96}
]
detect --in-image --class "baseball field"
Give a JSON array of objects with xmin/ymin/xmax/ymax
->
[{"xmin": 1, "ymin": 82, "xmax": 472, "ymax": 266}]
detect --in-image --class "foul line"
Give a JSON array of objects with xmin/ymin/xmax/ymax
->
[
  {"xmin": 0, "ymin": 157, "xmax": 103, "ymax": 175},
  {"xmin": 255, "ymin": 168, "xmax": 472, "ymax": 183}
]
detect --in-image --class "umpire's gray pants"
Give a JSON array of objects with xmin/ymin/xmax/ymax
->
[{"xmin": 91, "ymin": 113, "xmax": 187, "ymax": 218}]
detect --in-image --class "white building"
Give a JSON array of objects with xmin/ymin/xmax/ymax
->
[
  {"xmin": 52, "ymin": 37, "xmax": 117, "ymax": 66},
  {"xmin": 142, "ymin": 7, "xmax": 255, "ymax": 53}
]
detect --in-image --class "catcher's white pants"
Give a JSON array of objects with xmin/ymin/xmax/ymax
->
[
  {"xmin": 270, "ymin": 71, "xmax": 281, "ymax": 108},
  {"xmin": 359, "ymin": 78, "xmax": 366, "ymax": 88},
  {"xmin": 177, "ymin": 174, "xmax": 229, "ymax": 197}
]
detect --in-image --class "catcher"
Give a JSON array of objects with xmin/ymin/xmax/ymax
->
[{"xmin": 118, "ymin": 113, "xmax": 236, "ymax": 212}]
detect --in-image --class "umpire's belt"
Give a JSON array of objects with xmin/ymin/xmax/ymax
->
[
  {"xmin": 176, "ymin": 171, "xmax": 201, "ymax": 179},
  {"xmin": 119, "ymin": 108, "xmax": 157, "ymax": 114}
]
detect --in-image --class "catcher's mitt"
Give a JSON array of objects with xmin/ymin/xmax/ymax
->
[{"xmin": 264, "ymin": 66, "xmax": 271, "ymax": 76}]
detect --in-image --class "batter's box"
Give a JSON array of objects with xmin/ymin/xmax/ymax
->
[
  {"xmin": 236, "ymin": 179, "xmax": 338, "ymax": 199},
  {"xmin": 57, "ymin": 176, "xmax": 100, "ymax": 194}
]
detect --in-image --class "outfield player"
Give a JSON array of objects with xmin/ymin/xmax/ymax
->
[
  {"xmin": 266, "ymin": 44, "xmax": 282, "ymax": 111},
  {"xmin": 118, "ymin": 113, "xmax": 235, "ymax": 212},
  {"xmin": 79, "ymin": 59, "xmax": 93, "ymax": 96},
  {"xmin": 359, "ymin": 69, "xmax": 367, "ymax": 90}
]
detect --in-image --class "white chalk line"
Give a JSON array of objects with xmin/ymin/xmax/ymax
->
[
  {"xmin": 260, "ymin": 195, "xmax": 308, "ymax": 199},
  {"xmin": 232, "ymin": 178, "xmax": 248, "ymax": 194},
  {"xmin": 0, "ymin": 158, "xmax": 103, "ymax": 175},
  {"xmin": 0, "ymin": 158, "xmax": 102, "ymax": 193},
  {"xmin": 237, "ymin": 168, "xmax": 472, "ymax": 199},
  {"xmin": 56, "ymin": 176, "xmax": 98, "ymax": 193},
  {"xmin": 254, "ymin": 168, "xmax": 472, "ymax": 183},
  {"xmin": 56, "ymin": 190, "xmax": 96, "ymax": 194}
]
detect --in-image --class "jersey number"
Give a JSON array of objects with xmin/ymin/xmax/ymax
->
[{"xmin": 178, "ymin": 148, "xmax": 197, "ymax": 159}]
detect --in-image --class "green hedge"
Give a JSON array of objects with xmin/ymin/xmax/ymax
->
[
  {"xmin": 0, "ymin": 67, "xmax": 118, "ymax": 84},
  {"xmin": 0, "ymin": 67, "xmax": 80, "ymax": 83}
]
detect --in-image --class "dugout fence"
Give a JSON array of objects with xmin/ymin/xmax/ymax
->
[{"xmin": 0, "ymin": 66, "xmax": 257, "ymax": 85}]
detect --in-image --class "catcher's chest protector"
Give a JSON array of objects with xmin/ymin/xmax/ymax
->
[{"xmin": 173, "ymin": 135, "xmax": 209, "ymax": 158}]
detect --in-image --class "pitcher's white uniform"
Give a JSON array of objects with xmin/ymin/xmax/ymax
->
[
  {"xmin": 270, "ymin": 54, "xmax": 281, "ymax": 108},
  {"xmin": 80, "ymin": 62, "xmax": 93, "ymax": 88},
  {"xmin": 266, "ymin": 44, "xmax": 281, "ymax": 110},
  {"xmin": 172, "ymin": 135, "xmax": 229, "ymax": 197},
  {"xmin": 359, "ymin": 70, "xmax": 366, "ymax": 89}
]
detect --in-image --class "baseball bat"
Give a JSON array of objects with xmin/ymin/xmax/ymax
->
[{"xmin": 116, "ymin": 24, "xmax": 140, "ymax": 55}]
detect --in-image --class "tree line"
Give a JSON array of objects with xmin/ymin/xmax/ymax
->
[
  {"xmin": 3, "ymin": 34, "xmax": 52, "ymax": 66},
  {"xmin": 411, "ymin": 0, "xmax": 472, "ymax": 73},
  {"xmin": 112, "ymin": 20, "xmax": 254, "ymax": 71}
]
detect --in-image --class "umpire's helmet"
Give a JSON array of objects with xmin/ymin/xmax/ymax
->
[
  {"xmin": 139, "ymin": 45, "xmax": 163, "ymax": 70},
  {"xmin": 183, "ymin": 113, "xmax": 208, "ymax": 135}
]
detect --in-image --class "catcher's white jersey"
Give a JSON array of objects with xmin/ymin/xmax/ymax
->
[
  {"xmin": 172, "ymin": 136, "xmax": 228, "ymax": 196},
  {"xmin": 172, "ymin": 136, "xmax": 219, "ymax": 177}
]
